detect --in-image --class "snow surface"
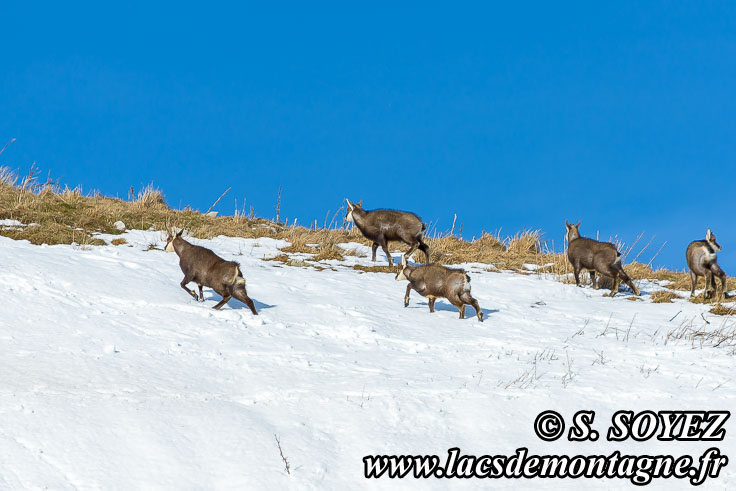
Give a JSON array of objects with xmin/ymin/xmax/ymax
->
[{"xmin": 1, "ymin": 230, "xmax": 735, "ymax": 489}]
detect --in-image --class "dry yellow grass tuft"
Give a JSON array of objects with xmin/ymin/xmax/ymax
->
[
  {"xmin": 710, "ymin": 304, "xmax": 736, "ymax": 316},
  {"xmin": 136, "ymin": 184, "xmax": 167, "ymax": 208},
  {"xmin": 111, "ymin": 238, "xmax": 127, "ymax": 246},
  {"xmin": 651, "ymin": 291, "xmax": 680, "ymax": 303}
]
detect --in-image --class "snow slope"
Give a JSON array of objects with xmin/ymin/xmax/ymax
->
[{"xmin": 1, "ymin": 229, "xmax": 735, "ymax": 489}]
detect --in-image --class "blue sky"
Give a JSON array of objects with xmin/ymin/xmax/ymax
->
[{"xmin": 2, "ymin": 2, "xmax": 735, "ymax": 271}]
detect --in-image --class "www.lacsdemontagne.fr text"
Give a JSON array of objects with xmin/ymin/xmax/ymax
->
[{"xmin": 363, "ymin": 447, "xmax": 728, "ymax": 485}]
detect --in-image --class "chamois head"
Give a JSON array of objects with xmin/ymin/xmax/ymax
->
[
  {"xmin": 565, "ymin": 220, "xmax": 581, "ymax": 244},
  {"xmin": 344, "ymin": 199, "xmax": 363, "ymax": 222},
  {"xmin": 706, "ymin": 229, "xmax": 722, "ymax": 251},
  {"xmin": 395, "ymin": 255, "xmax": 410, "ymax": 281},
  {"xmin": 164, "ymin": 228, "xmax": 183, "ymax": 252}
]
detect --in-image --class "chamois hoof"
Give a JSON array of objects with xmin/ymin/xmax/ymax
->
[{"xmin": 478, "ymin": 312, "xmax": 484, "ymax": 322}]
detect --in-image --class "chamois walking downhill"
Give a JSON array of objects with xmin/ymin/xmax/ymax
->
[
  {"xmin": 395, "ymin": 256, "xmax": 483, "ymax": 321},
  {"xmin": 686, "ymin": 229, "xmax": 728, "ymax": 301},
  {"xmin": 565, "ymin": 220, "xmax": 640, "ymax": 297},
  {"xmin": 345, "ymin": 199, "xmax": 430, "ymax": 266},
  {"xmin": 165, "ymin": 230, "xmax": 258, "ymax": 314}
]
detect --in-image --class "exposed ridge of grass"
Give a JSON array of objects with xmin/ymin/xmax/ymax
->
[{"xmin": 1, "ymin": 172, "xmax": 734, "ymax": 305}]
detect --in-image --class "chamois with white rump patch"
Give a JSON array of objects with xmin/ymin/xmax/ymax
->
[
  {"xmin": 686, "ymin": 229, "xmax": 728, "ymax": 301},
  {"xmin": 565, "ymin": 220, "xmax": 640, "ymax": 297},
  {"xmin": 395, "ymin": 256, "xmax": 483, "ymax": 321},
  {"xmin": 345, "ymin": 199, "xmax": 430, "ymax": 265},
  {"xmin": 165, "ymin": 230, "xmax": 258, "ymax": 314}
]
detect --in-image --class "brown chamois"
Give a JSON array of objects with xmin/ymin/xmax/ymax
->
[
  {"xmin": 565, "ymin": 220, "xmax": 640, "ymax": 297},
  {"xmin": 686, "ymin": 229, "xmax": 728, "ymax": 301},
  {"xmin": 345, "ymin": 199, "xmax": 430, "ymax": 266},
  {"xmin": 165, "ymin": 230, "xmax": 258, "ymax": 314},
  {"xmin": 395, "ymin": 256, "xmax": 483, "ymax": 321}
]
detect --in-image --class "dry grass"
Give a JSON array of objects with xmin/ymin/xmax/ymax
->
[
  {"xmin": 1, "ymin": 175, "xmax": 732, "ymax": 308},
  {"xmin": 111, "ymin": 238, "xmax": 127, "ymax": 246},
  {"xmin": 651, "ymin": 291, "xmax": 680, "ymax": 304},
  {"xmin": 710, "ymin": 305, "xmax": 736, "ymax": 316}
]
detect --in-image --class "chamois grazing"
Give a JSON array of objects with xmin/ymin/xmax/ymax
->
[
  {"xmin": 165, "ymin": 230, "xmax": 258, "ymax": 314},
  {"xmin": 686, "ymin": 229, "xmax": 728, "ymax": 301},
  {"xmin": 345, "ymin": 199, "xmax": 430, "ymax": 266},
  {"xmin": 395, "ymin": 256, "xmax": 483, "ymax": 321},
  {"xmin": 565, "ymin": 220, "xmax": 640, "ymax": 297}
]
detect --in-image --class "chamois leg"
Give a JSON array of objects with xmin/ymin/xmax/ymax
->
[
  {"xmin": 573, "ymin": 264, "xmax": 582, "ymax": 287},
  {"xmin": 198, "ymin": 284, "xmax": 204, "ymax": 302},
  {"xmin": 689, "ymin": 271, "xmax": 698, "ymax": 298},
  {"xmin": 180, "ymin": 277, "xmax": 199, "ymax": 301},
  {"xmin": 461, "ymin": 292, "xmax": 483, "ymax": 321},
  {"xmin": 613, "ymin": 264, "xmax": 640, "ymax": 296},
  {"xmin": 590, "ymin": 271, "xmax": 598, "ymax": 289},
  {"xmin": 704, "ymin": 271, "xmax": 713, "ymax": 299},
  {"xmin": 446, "ymin": 293, "xmax": 464, "ymax": 318},
  {"xmin": 212, "ymin": 295, "xmax": 232, "ymax": 310},
  {"xmin": 606, "ymin": 276, "xmax": 620, "ymax": 297},
  {"xmin": 371, "ymin": 242, "xmax": 379, "ymax": 262},
  {"xmin": 404, "ymin": 284, "xmax": 412, "ymax": 307},
  {"xmin": 428, "ymin": 297, "xmax": 436, "ymax": 313},
  {"xmin": 712, "ymin": 264, "xmax": 727, "ymax": 301},
  {"xmin": 418, "ymin": 240, "xmax": 431, "ymax": 264},
  {"xmin": 403, "ymin": 242, "xmax": 418, "ymax": 262},
  {"xmin": 378, "ymin": 238, "xmax": 393, "ymax": 266},
  {"xmin": 232, "ymin": 285, "xmax": 258, "ymax": 315}
]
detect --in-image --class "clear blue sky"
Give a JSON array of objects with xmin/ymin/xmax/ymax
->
[{"xmin": 2, "ymin": 2, "xmax": 735, "ymax": 271}]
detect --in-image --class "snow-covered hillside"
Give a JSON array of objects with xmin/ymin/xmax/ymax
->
[{"xmin": 1, "ymin": 229, "xmax": 735, "ymax": 489}]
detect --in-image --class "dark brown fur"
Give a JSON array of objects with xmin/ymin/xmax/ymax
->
[
  {"xmin": 165, "ymin": 231, "xmax": 257, "ymax": 314},
  {"xmin": 395, "ymin": 257, "xmax": 483, "ymax": 321},
  {"xmin": 565, "ymin": 220, "xmax": 639, "ymax": 297},
  {"xmin": 345, "ymin": 199, "xmax": 430, "ymax": 266},
  {"xmin": 686, "ymin": 229, "xmax": 727, "ymax": 301}
]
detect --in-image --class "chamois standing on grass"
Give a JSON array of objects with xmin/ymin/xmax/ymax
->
[
  {"xmin": 565, "ymin": 220, "xmax": 640, "ymax": 297},
  {"xmin": 345, "ymin": 199, "xmax": 430, "ymax": 266},
  {"xmin": 686, "ymin": 229, "xmax": 728, "ymax": 301},
  {"xmin": 395, "ymin": 256, "xmax": 483, "ymax": 321},
  {"xmin": 165, "ymin": 230, "xmax": 258, "ymax": 314}
]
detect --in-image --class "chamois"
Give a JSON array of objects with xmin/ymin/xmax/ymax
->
[
  {"xmin": 395, "ymin": 256, "xmax": 483, "ymax": 321},
  {"xmin": 345, "ymin": 199, "xmax": 430, "ymax": 266},
  {"xmin": 565, "ymin": 220, "xmax": 640, "ymax": 297},
  {"xmin": 686, "ymin": 229, "xmax": 728, "ymax": 301},
  {"xmin": 165, "ymin": 230, "xmax": 258, "ymax": 314}
]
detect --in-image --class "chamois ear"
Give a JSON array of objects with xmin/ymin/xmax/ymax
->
[
  {"xmin": 346, "ymin": 199, "xmax": 353, "ymax": 209},
  {"xmin": 565, "ymin": 220, "xmax": 570, "ymax": 229},
  {"xmin": 576, "ymin": 220, "xmax": 581, "ymax": 229},
  {"xmin": 357, "ymin": 200, "xmax": 363, "ymax": 208},
  {"xmin": 176, "ymin": 229, "xmax": 184, "ymax": 237},
  {"xmin": 706, "ymin": 229, "xmax": 712, "ymax": 240}
]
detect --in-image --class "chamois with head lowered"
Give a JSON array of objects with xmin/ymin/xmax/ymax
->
[
  {"xmin": 395, "ymin": 256, "xmax": 483, "ymax": 321},
  {"xmin": 165, "ymin": 230, "xmax": 258, "ymax": 314},
  {"xmin": 345, "ymin": 199, "xmax": 430, "ymax": 266},
  {"xmin": 565, "ymin": 220, "xmax": 640, "ymax": 297},
  {"xmin": 686, "ymin": 229, "xmax": 728, "ymax": 301}
]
